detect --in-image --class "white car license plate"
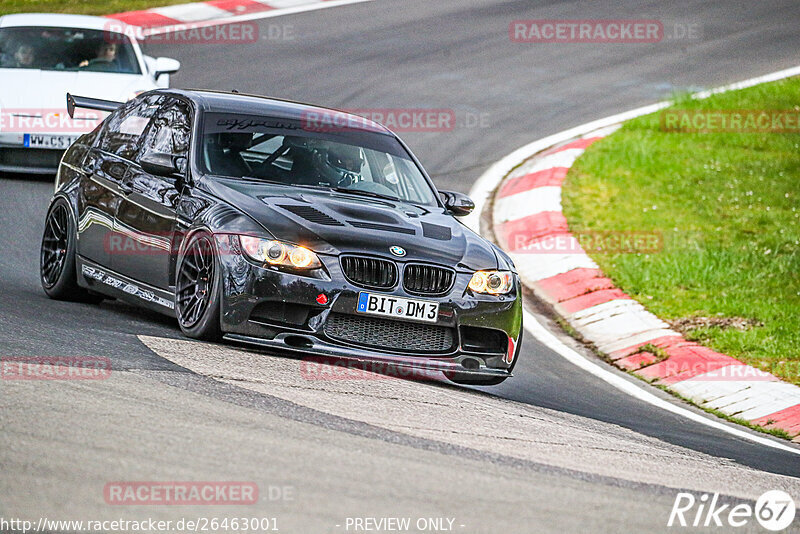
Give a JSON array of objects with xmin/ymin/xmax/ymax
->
[
  {"xmin": 356, "ymin": 292, "xmax": 439, "ymax": 323},
  {"xmin": 24, "ymin": 134, "xmax": 78, "ymax": 149}
]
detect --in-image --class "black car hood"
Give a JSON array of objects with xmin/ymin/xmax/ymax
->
[{"xmin": 203, "ymin": 179, "xmax": 498, "ymax": 271}]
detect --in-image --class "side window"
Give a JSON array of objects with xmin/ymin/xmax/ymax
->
[
  {"xmin": 138, "ymin": 98, "xmax": 191, "ymax": 160},
  {"xmin": 99, "ymin": 95, "xmax": 163, "ymax": 160}
]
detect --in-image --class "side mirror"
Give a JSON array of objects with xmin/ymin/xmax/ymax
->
[
  {"xmin": 153, "ymin": 56, "xmax": 181, "ymax": 80},
  {"xmin": 140, "ymin": 151, "xmax": 185, "ymax": 178},
  {"xmin": 440, "ymin": 190, "xmax": 475, "ymax": 217}
]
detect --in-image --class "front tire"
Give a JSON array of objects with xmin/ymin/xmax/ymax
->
[
  {"xmin": 175, "ymin": 232, "xmax": 222, "ymax": 341},
  {"xmin": 40, "ymin": 198, "xmax": 102, "ymax": 303}
]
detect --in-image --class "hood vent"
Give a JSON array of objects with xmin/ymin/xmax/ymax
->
[
  {"xmin": 278, "ymin": 204, "xmax": 344, "ymax": 226},
  {"xmin": 347, "ymin": 221, "xmax": 415, "ymax": 235},
  {"xmin": 421, "ymin": 223, "xmax": 451, "ymax": 241},
  {"xmin": 332, "ymin": 205, "xmax": 399, "ymax": 224}
]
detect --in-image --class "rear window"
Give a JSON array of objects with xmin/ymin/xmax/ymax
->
[{"xmin": 0, "ymin": 26, "xmax": 141, "ymax": 74}]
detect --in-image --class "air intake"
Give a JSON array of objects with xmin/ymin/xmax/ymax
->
[
  {"xmin": 421, "ymin": 222, "xmax": 451, "ymax": 241},
  {"xmin": 324, "ymin": 313, "xmax": 455, "ymax": 353},
  {"xmin": 403, "ymin": 263, "xmax": 455, "ymax": 295},
  {"xmin": 341, "ymin": 256, "xmax": 398, "ymax": 289}
]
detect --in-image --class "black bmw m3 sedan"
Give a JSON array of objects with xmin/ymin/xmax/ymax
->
[{"xmin": 41, "ymin": 89, "xmax": 522, "ymax": 385}]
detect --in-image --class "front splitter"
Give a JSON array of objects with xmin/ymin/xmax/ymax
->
[{"xmin": 223, "ymin": 332, "xmax": 512, "ymax": 378}]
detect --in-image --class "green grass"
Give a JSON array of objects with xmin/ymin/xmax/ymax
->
[
  {"xmin": 563, "ymin": 77, "xmax": 800, "ymax": 386},
  {"xmin": 0, "ymin": 0, "xmax": 190, "ymax": 16}
]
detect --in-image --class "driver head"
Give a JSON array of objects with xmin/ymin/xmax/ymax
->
[
  {"xmin": 97, "ymin": 42, "xmax": 117, "ymax": 61},
  {"xmin": 14, "ymin": 43, "xmax": 35, "ymax": 66},
  {"xmin": 312, "ymin": 141, "xmax": 363, "ymax": 185},
  {"xmin": 326, "ymin": 143, "xmax": 363, "ymax": 174},
  {"xmin": 215, "ymin": 132, "xmax": 252, "ymax": 152}
]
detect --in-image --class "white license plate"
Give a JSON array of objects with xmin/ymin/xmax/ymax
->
[
  {"xmin": 356, "ymin": 292, "xmax": 439, "ymax": 323},
  {"xmin": 24, "ymin": 134, "xmax": 78, "ymax": 149}
]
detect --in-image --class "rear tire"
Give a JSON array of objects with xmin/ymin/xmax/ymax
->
[
  {"xmin": 40, "ymin": 198, "xmax": 103, "ymax": 303},
  {"xmin": 175, "ymin": 232, "xmax": 222, "ymax": 341}
]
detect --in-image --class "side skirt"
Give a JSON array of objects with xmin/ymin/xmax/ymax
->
[{"xmin": 76, "ymin": 256, "xmax": 177, "ymax": 318}]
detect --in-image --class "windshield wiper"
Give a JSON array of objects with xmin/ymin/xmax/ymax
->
[
  {"xmin": 329, "ymin": 187, "xmax": 401, "ymax": 202},
  {"xmin": 236, "ymin": 178, "xmax": 404, "ymax": 202},
  {"xmin": 239, "ymin": 177, "xmax": 329, "ymax": 191},
  {"xmin": 240, "ymin": 176, "xmax": 287, "ymax": 185}
]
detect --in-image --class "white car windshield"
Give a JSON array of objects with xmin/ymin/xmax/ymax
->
[{"xmin": 0, "ymin": 26, "xmax": 141, "ymax": 74}]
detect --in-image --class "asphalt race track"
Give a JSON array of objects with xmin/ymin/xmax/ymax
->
[{"xmin": 2, "ymin": 1, "xmax": 800, "ymax": 532}]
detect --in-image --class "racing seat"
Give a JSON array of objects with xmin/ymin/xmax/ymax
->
[{"xmin": 204, "ymin": 133, "xmax": 252, "ymax": 178}]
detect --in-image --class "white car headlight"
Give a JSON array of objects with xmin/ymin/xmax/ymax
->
[
  {"xmin": 468, "ymin": 271, "xmax": 514, "ymax": 295},
  {"xmin": 239, "ymin": 236, "xmax": 321, "ymax": 269},
  {"xmin": 126, "ymin": 90, "xmax": 147, "ymax": 101}
]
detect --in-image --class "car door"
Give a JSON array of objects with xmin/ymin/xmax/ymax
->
[
  {"xmin": 76, "ymin": 95, "xmax": 161, "ymax": 268},
  {"xmin": 112, "ymin": 96, "xmax": 191, "ymax": 290}
]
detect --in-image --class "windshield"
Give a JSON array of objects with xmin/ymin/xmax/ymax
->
[
  {"xmin": 0, "ymin": 26, "xmax": 141, "ymax": 74},
  {"xmin": 200, "ymin": 112, "xmax": 438, "ymax": 206}
]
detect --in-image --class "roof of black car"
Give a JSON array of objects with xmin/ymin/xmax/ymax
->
[{"xmin": 166, "ymin": 88, "xmax": 393, "ymax": 136}]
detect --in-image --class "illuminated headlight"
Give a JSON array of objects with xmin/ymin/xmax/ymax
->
[
  {"xmin": 468, "ymin": 271, "xmax": 514, "ymax": 295},
  {"xmin": 239, "ymin": 236, "xmax": 321, "ymax": 269}
]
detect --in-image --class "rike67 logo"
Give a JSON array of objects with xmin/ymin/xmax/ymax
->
[{"xmin": 668, "ymin": 490, "xmax": 796, "ymax": 531}]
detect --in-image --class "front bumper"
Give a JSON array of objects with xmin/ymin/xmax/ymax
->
[
  {"xmin": 216, "ymin": 237, "xmax": 523, "ymax": 377},
  {"xmin": 0, "ymin": 125, "xmax": 93, "ymax": 174},
  {"xmin": 224, "ymin": 332, "xmax": 513, "ymax": 379},
  {"xmin": 0, "ymin": 142, "xmax": 64, "ymax": 174}
]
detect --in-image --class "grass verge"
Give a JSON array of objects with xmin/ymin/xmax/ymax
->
[{"xmin": 563, "ymin": 77, "xmax": 800, "ymax": 386}]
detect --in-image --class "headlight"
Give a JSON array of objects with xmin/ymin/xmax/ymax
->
[
  {"xmin": 468, "ymin": 270, "xmax": 514, "ymax": 295},
  {"xmin": 239, "ymin": 236, "xmax": 321, "ymax": 269}
]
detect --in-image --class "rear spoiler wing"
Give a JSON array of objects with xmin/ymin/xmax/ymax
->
[{"xmin": 66, "ymin": 93, "xmax": 124, "ymax": 118}]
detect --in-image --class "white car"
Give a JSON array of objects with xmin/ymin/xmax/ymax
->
[{"xmin": 0, "ymin": 13, "xmax": 180, "ymax": 174}]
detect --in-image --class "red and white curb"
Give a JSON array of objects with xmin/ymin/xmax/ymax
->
[
  {"xmin": 491, "ymin": 130, "xmax": 800, "ymax": 439},
  {"xmin": 106, "ymin": 0, "xmax": 372, "ymax": 30},
  {"xmin": 466, "ymin": 64, "xmax": 800, "ymax": 443}
]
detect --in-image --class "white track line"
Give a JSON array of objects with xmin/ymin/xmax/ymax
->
[
  {"xmin": 468, "ymin": 65, "xmax": 800, "ymax": 454},
  {"xmin": 522, "ymin": 309, "xmax": 800, "ymax": 455},
  {"xmin": 463, "ymin": 64, "xmax": 800, "ymax": 235}
]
